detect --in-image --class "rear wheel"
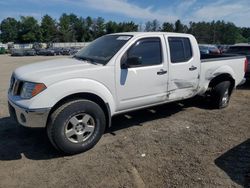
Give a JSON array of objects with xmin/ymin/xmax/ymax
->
[
  {"xmin": 211, "ymin": 81, "xmax": 231, "ymax": 109},
  {"xmin": 47, "ymin": 99, "xmax": 106, "ymax": 155}
]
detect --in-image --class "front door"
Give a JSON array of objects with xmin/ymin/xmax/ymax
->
[{"xmin": 115, "ymin": 36, "xmax": 168, "ymax": 111}]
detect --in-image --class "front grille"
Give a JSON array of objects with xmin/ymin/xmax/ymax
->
[{"xmin": 9, "ymin": 76, "xmax": 23, "ymax": 96}]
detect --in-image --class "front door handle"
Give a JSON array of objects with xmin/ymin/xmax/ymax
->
[
  {"xmin": 157, "ymin": 69, "xmax": 167, "ymax": 75},
  {"xmin": 189, "ymin": 65, "xmax": 197, "ymax": 71}
]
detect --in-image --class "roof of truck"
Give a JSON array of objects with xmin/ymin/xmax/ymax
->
[{"xmin": 110, "ymin": 32, "xmax": 193, "ymax": 37}]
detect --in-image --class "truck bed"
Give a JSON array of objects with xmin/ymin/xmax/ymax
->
[
  {"xmin": 200, "ymin": 54, "xmax": 245, "ymax": 62},
  {"xmin": 201, "ymin": 53, "xmax": 249, "ymax": 79},
  {"xmin": 198, "ymin": 54, "xmax": 246, "ymax": 95}
]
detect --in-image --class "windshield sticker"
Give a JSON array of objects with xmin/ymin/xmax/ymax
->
[{"xmin": 117, "ymin": 36, "xmax": 131, "ymax": 40}]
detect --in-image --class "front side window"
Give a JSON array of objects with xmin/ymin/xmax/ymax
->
[
  {"xmin": 126, "ymin": 38, "xmax": 162, "ymax": 67},
  {"xmin": 168, "ymin": 37, "xmax": 193, "ymax": 63}
]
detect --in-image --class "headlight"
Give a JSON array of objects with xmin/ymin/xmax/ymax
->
[{"xmin": 20, "ymin": 82, "xmax": 46, "ymax": 99}]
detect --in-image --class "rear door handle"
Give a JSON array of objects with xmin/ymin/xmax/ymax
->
[
  {"xmin": 157, "ymin": 69, "xmax": 167, "ymax": 75},
  {"xmin": 189, "ymin": 66, "xmax": 197, "ymax": 71}
]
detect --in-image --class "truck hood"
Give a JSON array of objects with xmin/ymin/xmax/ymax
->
[{"xmin": 14, "ymin": 57, "xmax": 104, "ymax": 85}]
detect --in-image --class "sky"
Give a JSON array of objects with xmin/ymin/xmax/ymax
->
[{"xmin": 0, "ymin": 0, "xmax": 250, "ymax": 27}]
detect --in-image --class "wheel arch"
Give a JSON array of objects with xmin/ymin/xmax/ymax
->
[
  {"xmin": 47, "ymin": 92, "xmax": 112, "ymax": 129},
  {"xmin": 208, "ymin": 73, "xmax": 235, "ymax": 94}
]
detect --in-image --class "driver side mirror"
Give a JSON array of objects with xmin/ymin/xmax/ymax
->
[{"xmin": 121, "ymin": 56, "xmax": 142, "ymax": 69}]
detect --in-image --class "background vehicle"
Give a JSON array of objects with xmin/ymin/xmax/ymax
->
[
  {"xmin": 11, "ymin": 48, "xmax": 37, "ymax": 56},
  {"xmin": 217, "ymin": 45, "xmax": 231, "ymax": 54},
  {"xmin": 36, "ymin": 48, "xmax": 56, "ymax": 56},
  {"xmin": 49, "ymin": 48, "xmax": 63, "ymax": 55},
  {"xmin": 44, "ymin": 48, "xmax": 57, "ymax": 56},
  {"xmin": 0, "ymin": 47, "xmax": 6, "ymax": 54},
  {"xmin": 225, "ymin": 44, "xmax": 250, "ymax": 79},
  {"xmin": 36, "ymin": 49, "xmax": 48, "ymax": 56},
  {"xmin": 25, "ymin": 49, "xmax": 36, "ymax": 56},
  {"xmin": 61, "ymin": 48, "xmax": 75, "ymax": 55},
  {"xmin": 199, "ymin": 44, "xmax": 221, "ymax": 55},
  {"xmin": 8, "ymin": 32, "xmax": 246, "ymax": 155},
  {"xmin": 71, "ymin": 47, "xmax": 82, "ymax": 55},
  {"xmin": 11, "ymin": 49, "xmax": 25, "ymax": 56}
]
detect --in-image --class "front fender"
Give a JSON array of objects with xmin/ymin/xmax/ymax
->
[{"xmin": 28, "ymin": 78, "xmax": 116, "ymax": 115}]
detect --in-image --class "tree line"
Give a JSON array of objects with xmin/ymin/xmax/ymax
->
[{"xmin": 1, "ymin": 13, "xmax": 250, "ymax": 44}]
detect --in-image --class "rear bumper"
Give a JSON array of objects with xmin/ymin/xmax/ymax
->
[
  {"xmin": 239, "ymin": 78, "xmax": 246, "ymax": 86},
  {"xmin": 245, "ymin": 72, "xmax": 250, "ymax": 80},
  {"xmin": 8, "ymin": 99, "xmax": 50, "ymax": 128}
]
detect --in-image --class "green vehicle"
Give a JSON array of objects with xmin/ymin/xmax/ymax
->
[{"xmin": 0, "ymin": 47, "xmax": 6, "ymax": 54}]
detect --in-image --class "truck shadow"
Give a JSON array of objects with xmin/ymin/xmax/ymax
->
[
  {"xmin": 0, "ymin": 102, "xmax": 183, "ymax": 160},
  {"xmin": 0, "ymin": 117, "xmax": 62, "ymax": 160},
  {"xmin": 237, "ymin": 81, "xmax": 250, "ymax": 90},
  {"xmin": 108, "ymin": 102, "xmax": 183, "ymax": 133},
  {"xmin": 215, "ymin": 139, "xmax": 250, "ymax": 188},
  {"xmin": 0, "ymin": 98, "xmax": 214, "ymax": 161}
]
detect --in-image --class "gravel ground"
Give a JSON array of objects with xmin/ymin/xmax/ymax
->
[{"xmin": 0, "ymin": 54, "xmax": 249, "ymax": 188}]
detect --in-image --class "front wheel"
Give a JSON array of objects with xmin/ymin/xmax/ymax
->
[
  {"xmin": 47, "ymin": 99, "xmax": 106, "ymax": 155},
  {"xmin": 211, "ymin": 81, "xmax": 232, "ymax": 109}
]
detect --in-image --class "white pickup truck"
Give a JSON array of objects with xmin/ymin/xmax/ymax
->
[{"xmin": 8, "ymin": 32, "xmax": 247, "ymax": 154}]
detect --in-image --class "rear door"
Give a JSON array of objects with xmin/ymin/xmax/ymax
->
[{"xmin": 165, "ymin": 36, "xmax": 200, "ymax": 100}]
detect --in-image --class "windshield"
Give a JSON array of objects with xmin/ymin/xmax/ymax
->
[{"xmin": 74, "ymin": 35, "xmax": 132, "ymax": 65}]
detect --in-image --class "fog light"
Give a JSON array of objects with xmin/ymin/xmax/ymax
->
[{"xmin": 20, "ymin": 113, "xmax": 26, "ymax": 123}]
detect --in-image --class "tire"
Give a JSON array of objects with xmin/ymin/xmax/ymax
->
[
  {"xmin": 47, "ymin": 99, "xmax": 106, "ymax": 155},
  {"xmin": 211, "ymin": 81, "xmax": 231, "ymax": 109}
]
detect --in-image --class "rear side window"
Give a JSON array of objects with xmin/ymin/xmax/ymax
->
[{"xmin": 168, "ymin": 37, "xmax": 192, "ymax": 63}]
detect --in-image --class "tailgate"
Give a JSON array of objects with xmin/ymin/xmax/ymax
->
[{"xmin": 247, "ymin": 56, "xmax": 250, "ymax": 73}]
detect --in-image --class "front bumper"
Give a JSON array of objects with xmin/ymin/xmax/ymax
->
[{"xmin": 8, "ymin": 99, "xmax": 50, "ymax": 128}]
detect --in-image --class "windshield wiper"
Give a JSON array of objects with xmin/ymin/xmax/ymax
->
[{"xmin": 73, "ymin": 55, "xmax": 98, "ymax": 65}]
